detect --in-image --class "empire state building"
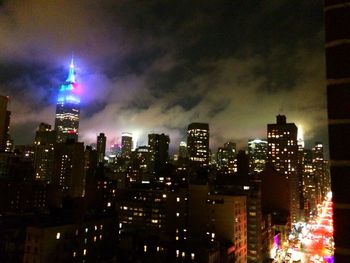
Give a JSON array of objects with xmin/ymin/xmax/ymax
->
[{"xmin": 54, "ymin": 58, "xmax": 80, "ymax": 143}]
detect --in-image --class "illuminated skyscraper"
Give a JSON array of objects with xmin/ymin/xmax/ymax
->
[
  {"xmin": 121, "ymin": 132, "xmax": 133, "ymax": 158},
  {"xmin": 187, "ymin": 123, "xmax": 209, "ymax": 166},
  {"xmin": 54, "ymin": 58, "xmax": 80, "ymax": 143},
  {"xmin": 267, "ymin": 115, "xmax": 299, "ymax": 223}
]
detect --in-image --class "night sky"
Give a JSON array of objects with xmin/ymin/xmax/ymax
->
[{"xmin": 0, "ymin": 0, "xmax": 327, "ymax": 152}]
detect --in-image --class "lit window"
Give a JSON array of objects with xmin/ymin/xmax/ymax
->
[
  {"xmin": 83, "ymin": 249, "xmax": 87, "ymax": 256},
  {"xmin": 191, "ymin": 253, "xmax": 195, "ymax": 260},
  {"xmin": 176, "ymin": 212, "xmax": 180, "ymax": 217},
  {"xmin": 73, "ymin": 252, "xmax": 76, "ymax": 258},
  {"xmin": 176, "ymin": 197, "xmax": 180, "ymax": 202},
  {"xmin": 56, "ymin": 232, "xmax": 61, "ymax": 239},
  {"xmin": 144, "ymin": 245, "xmax": 147, "ymax": 252}
]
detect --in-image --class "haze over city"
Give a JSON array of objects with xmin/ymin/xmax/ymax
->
[{"xmin": 0, "ymin": 0, "xmax": 327, "ymax": 151}]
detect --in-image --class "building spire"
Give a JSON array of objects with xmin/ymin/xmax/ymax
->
[{"xmin": 66, "ymin": 54, "xmax": 76, "ymax": 83}]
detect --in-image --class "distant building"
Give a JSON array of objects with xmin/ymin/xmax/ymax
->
[
  {"xmin": 248, "ymin": 139, "xmax": 267, "ymax": 174},
  {"xmin": 187, "ymin": 123, "xmax": 209, "ymax": 166},
  {"xmin": 54, "ymin": 58, "xmax": 80, "ymax": 143},
  {"xmin": 0, "ymin": 95, "xmax": 10, "ymax": 152},
  {"xmin": 178, "ymin": 141, "xmax": 188, "ymax": 159},
  {"xmin": 267, "ymin": 115, "xmax": 299, "ymax": 223},
  {"xmin": 217, "ymin": 142, "xmax": 236, "ymax": 174},
  {"xmin": 121, "ymin": 132, "xmax": 133, "ymax": 158},
  {"xmin": 96, "ymin": 133, "xmax": 106, "ymax": 164}
]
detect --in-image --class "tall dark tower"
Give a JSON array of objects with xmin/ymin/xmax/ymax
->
[
  {"xmin": 325, "ymin": 1, "xmax": 350, "ymax": 259},
  {"xmin": 54, "ymin": 58, "xmax": 80, "ymax": 143},
  {"xmin": 267, "ymin": 115, "xmax": 299, "ymax": 223},
  {"xmin": 148, "ymin": 133, "xmax": 170, "ymax": 176},
  {"xmin": 97, "ymin": 132, "xmax": 106, "ymax": 164},
  {"xmin": 187, "ymin": 123, "xmax": 209, "ymax": 166}
]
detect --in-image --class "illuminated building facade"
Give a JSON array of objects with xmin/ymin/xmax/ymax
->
[
  {"xmin": 54, "ymin": 59, "xmax": 80, "ymax": 143},
  {"xmin": 324, "ymin": 1, "xmax": 350, "ymax": 259},
  {"xmin": 267, "ymin": 115, "xmax": 300, "ymax": 223},
  {"xmin": 248, "ymin": 139, "xmax": 268, "ymax": 174},
  {"xmin": 187, "ymin": 123, "xmax": 209, "ymax": 166},
  {"xmin": 121, "ymin": 132, "xmax": 133, "ymax": 158}
]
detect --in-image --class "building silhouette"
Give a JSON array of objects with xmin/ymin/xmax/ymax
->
[
  {"xmin": 97, "ymin": 133, "xmax": 106, "ymax": 164},
  {"xmin": 148, "ymin": 133, "xmax": 170, "ymax": 177},
  {"xmin": 54, "ymin": 58, "xmax": 80, "ymax": 143},
  {"xmin": 0, "ymin": 95, "xmax": 10, "ymax": 152},
  {"xmin": 324, "ymin": 1, "xmax": 350, "ymax": 259}
]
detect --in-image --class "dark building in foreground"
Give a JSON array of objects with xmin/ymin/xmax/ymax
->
[
  {"xmin": 325, "ymin": 1, "xmax": 350, "ymax": 259},
  {"xmin": 0, "ymin": 95, "xmax": 10, "ymax": 152}
]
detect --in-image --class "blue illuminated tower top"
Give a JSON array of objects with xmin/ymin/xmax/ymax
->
[{"xmin": 54, "ymin": 57, "xmax": 81, "ymax": 143}]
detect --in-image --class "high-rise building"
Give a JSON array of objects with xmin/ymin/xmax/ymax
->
[
  {"xmin": 34, "ymin": 123, "xmax": 56, "ymax": 181},
  {"xmin": 0, "ymin": 96, "xmax": 10, "ymax": 152},
  {"xmin": 248, "ymin": 139, "xmax": 268, "ymax": 174},
  {"xmin": 187, "ymin": 123, "xmax": 209, "ymax": 166},
  {"xmin": 148, "ymin": 133, "xmax": 170, "ymax": 176},
  {"xmin": 97, "ymin": 133, "xmax": 106, "ymax": 164},
  {"xmin": 267, "ymin": 115, "xmax": 299, "ymax": 223},
  {"xmin": 52, "ymin": 141, "xmax": 85, "ymax": 199},
  {"xmin": 324, "ymin": 1, "xmax": 350, "ymax": 259},
  {"xmin": 121, "ymin": 132, "xmax": 133, "ymax": 158},
  {"xmin": 217, "ymin": 142, "xmax": 236, "ymax": 174},
  {"xmin": 54, "ymin": 58, "xmax": 80, "ymax": 143}
]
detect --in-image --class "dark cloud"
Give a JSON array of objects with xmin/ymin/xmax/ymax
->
[{"xmin": 0, "ymin": 0, "xmax": 327, "ymax": 153}]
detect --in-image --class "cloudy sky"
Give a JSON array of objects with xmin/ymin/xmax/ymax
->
[{"xmin": 0, "ymin": 0, "xmax": 327, "ymax": 153}]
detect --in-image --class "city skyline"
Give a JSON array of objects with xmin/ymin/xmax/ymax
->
[{"xmin": 0, "ymin": 1, "xmax": 327, "ymax": 152}]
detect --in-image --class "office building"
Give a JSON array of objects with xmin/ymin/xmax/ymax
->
[
  {"xmin": 54, "ymin": 58, "xmax": 80, "ymax": 143},
  {"xmin": 324, "ymin": 1, "xmax": 350, "ymax": 259},
  {"xmin": 217, "ymin": 142, "xmax": 236, "ymax": 174},
  {"xmin": 187, "ymin": 123, "xmax": 209, "ymax": 166},
  {"xmin": 267, "ymin": 115, "xmax": 299, "ymax": 223}
]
